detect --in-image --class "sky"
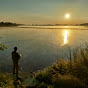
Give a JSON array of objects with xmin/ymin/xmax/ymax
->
[{"xmin": 0, "ymin": 0, "xmax": 88, "ymax": 24}]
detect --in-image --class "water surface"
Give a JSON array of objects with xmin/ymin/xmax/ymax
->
[{"xmin": 0, "ymin": 26, "xmax": 88, "ymax": 72}]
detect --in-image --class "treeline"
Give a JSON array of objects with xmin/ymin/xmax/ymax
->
[
  {"xmin": 28, "ymin": 23, "xmax": 88, "ymax": 26},
  {"xmin": 0, "ymin": 22, "xmax": 19, "ymax": 27},
  {"xmin": 80, "ymin": 23, "xmax": 88, "ymax": 26}
]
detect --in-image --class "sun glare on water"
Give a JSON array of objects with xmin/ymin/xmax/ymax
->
[
  {"xmin": 61, "ymin": 30, "xmax": 69, "ymax": 46},
  {"xmin": 64, "ymin": 30, "xmax": 68, "ymax": 44}
]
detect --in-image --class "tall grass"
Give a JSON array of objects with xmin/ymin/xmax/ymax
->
[
  {"xmin": 0, "ymin": 73, "xmax": 15, "ymax": 88},
  {"xmin": 35, "ymin": 46, "xmax": 88, "ymax": 88}
]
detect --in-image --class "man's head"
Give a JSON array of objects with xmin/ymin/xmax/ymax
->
[{"xmin": 14, "ymin": 47, "xmax": 18, "ymax": 51}]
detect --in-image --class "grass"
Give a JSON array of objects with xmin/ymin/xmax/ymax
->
[
  {"xmin": 1, "ymin": 46, "xmax": 88, "ymax": 88},
  {"xmin": 0, "ymin": 73, "xmax": 15, "ymax": 88},
  {"xmin": 35, "ymin": 46, "xmax": 88, "ymax": 88}
]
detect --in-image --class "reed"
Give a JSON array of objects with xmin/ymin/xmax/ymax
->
[{"xmin": 35, "ymin": 46, "xmax": 88, "ymax": 88}]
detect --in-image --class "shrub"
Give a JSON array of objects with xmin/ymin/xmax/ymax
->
[
  {"xmin": 52, "ymin": 75, "xmax": 85, "ymax": 88},
  {"xmin": 35, "ymin": 68, "xmax": 52, "ymax": 84},
  {"xmin": 38, "ymin": 82, "xmax": 47, "ymax": 88},
  {"xmin": 0, "ymin": 73, "xmax": 14, "ymax": 88},
  {"xmin": 35, "ymin": 47, "xmax": 88, "ymax": 88}
]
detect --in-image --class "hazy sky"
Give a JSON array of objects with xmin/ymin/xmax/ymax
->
[{"xmin": 0, "ymin": 0, "xmax": 88, "ymax": 24}]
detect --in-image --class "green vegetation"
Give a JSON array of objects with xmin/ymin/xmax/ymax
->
[
  {"xmin": 0, "ymin": 46, "xmax": 88, "ymax": 88},
  {"xmin": 0, "ymin": 73, "xmax": 15, "ymax": 88},
  {"xmin": 0, "ymin": 44, "xmax": 8, "ymax": 51},
  {"xmin": 35, "ymin": 47, "xmax": 88, "ymax": 88}
]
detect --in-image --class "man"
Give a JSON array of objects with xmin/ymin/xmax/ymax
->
[{"xmin": 12, "ymin": 47, "xmax": 21, "ymax": 79}]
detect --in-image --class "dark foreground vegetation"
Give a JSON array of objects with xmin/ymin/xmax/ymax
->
[
  {"xmin": 0, "ymin": 46, "xmax": 88, "ymax": 88},
  {"xmin": 35, "ymin": 46, "xmax": 88, "ymax": 88}
]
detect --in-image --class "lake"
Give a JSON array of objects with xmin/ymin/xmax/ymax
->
[{"xmin": 0, "ymin": 26, "xmax": 88, "ymax": 72}]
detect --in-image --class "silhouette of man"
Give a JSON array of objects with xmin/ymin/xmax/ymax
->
[{"xmin": 12, "ymin": 47, "xmax": 21, "ymax": 79}]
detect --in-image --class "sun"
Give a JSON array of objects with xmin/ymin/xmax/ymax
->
[{"xmin": 65, "ymin": 14, "xmax": 70, "ymax": 19}]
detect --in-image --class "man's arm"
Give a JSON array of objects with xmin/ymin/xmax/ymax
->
[
  {"xmin": 19, "ymin": 54, "xmax": 21, "ymax": 58},
  {"xmin": 17, "ymin": 53, "xmax": 21, "ymax": 59}
]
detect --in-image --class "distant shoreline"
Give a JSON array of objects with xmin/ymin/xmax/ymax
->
[
  {"xmin": 0, "ymin": 22, "xmax": 20, "ymax": 27},
  {"xmin": 0, "ymin": 22, "xmax": 88, "ymax": 27}
]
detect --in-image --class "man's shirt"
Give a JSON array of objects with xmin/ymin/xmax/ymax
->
[{"xmin": 12, "ymin": 51, "xmax": 20, "ymax": 61}]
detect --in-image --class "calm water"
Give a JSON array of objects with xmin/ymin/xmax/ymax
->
[{"xmin": 0, "ymin": 26, "xmax": 88, "ymax": 72}]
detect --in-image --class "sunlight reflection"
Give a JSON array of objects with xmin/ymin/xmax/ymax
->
[
  {"xmin": 64, "ymin": 30, "xmax": 68, "ymax": 44},
  {"xmin": 61, "ymin": 30, "xmax": 69, "ymax": 46}
]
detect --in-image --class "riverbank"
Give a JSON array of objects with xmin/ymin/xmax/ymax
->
[
  {"xmin": 0, "ymin": 47, "xmax": 88, "ymax": 88},
  {"xmin": 34, "ymin": 47, "xmax": 88, "ymax": 88}
]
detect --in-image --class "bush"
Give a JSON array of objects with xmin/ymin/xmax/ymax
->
[
  {"xmin": 35, "ymin": 68, "xmax": 52, "ymax": 84},
  {"xmin": 38, "ymin": 82, "xmax": 47, "ymax": 88},
  {"xmin": 52, "ymin": 75, "xmax": 85, "ymax": 88},
  {"xmin": 0, "ymin": 73, "xmax": 15, "ymax": 88},
  {"xmin": 35, "ymin": 47, "xmax": 88, "ymax": 88}
]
